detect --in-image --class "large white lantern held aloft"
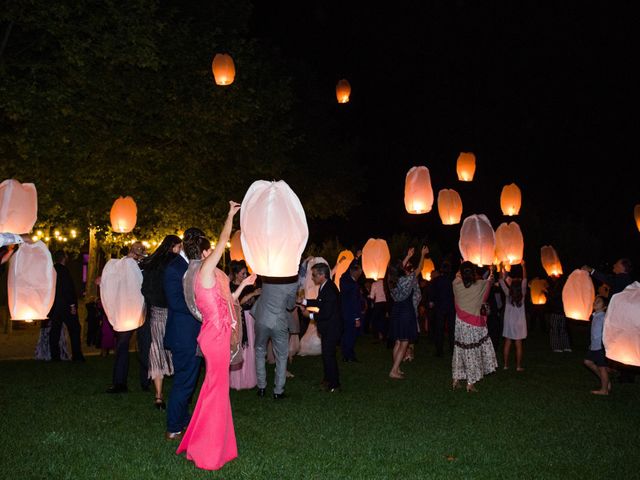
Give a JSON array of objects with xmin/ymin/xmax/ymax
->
[
  {"xmin": 459, "ymin": 214, "xmax": 495, "ymax": 266},
  {"xmin": 562, "ymin": 269, "xmax": 595, "ymax": 321},
  {"xmin": 603, "ymin": 282, "xmax": 640, "ymax": 366},
  {"xmin": 495, "ymin": 222, "xmax": 524, "ymax": 265},
  {"xmin": 7, "ymin": 241, "xmax": 55, "ymax": 321},
  {"xmin": 0, "ymin": 179, "xmax": 38, "ymax": 234},
  {"xmin": 100, "ymin": 257, "xmax": 145, "ymax": 331},
  {"xmin": 240, "ymin": 180, "xmax": 308, "ymax": 277}
]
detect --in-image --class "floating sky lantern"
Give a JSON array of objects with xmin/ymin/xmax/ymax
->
[
  {"xmin": 100, "ymin": 257, "xmax": 145, "ymax": 331},
  {"xmin": 7, "ymin": 241, "xmax": 55, "ymax": 321},
  {"xmin": 459, "ymin": 214, "xmax": 495, "ymax": 266},
  {"xmin": 421, "ymin": 258, "xmax": 435, "ymax": 281},
  {"xmin": 404, "ymin": 166, "xmax": 433, "ymax": 214},
  {"xmin": 212, "ymin": 53, "xmax": 235, "ymax": 85},
  {"xmin": 562, "ymin": 269, "xmax": 595, "ymax": 321},
  {"xmin": 333, "ymin": 250, "xmax": 354, "ymax": 291},
  {"xmin": 529, "ymin": 278, "xmax": 549, "ymax": 305},
  {"xmin": 603, "ymin": 282, "xmax": 640, "ymax": 366},
  {"xmin": 110, "ymin": 196, "xmax": 137, "ymax": 233},
  {"xmin": 541, "ymin": 245, "xmax": 563, "ymax": 277},
  {"xmin": 495, "ymin": 222, "xmax": 524, "ymax": 265},
  {"xmin": 336, "ymin": 79, "xmax": 351, "ymax": 103},
  {"xmin": 456, "ymin": 152, "xmax": 476, "ymax": 181},
  {"xmin": 240, "ymin": 180, "xmax": 308, "ymax": 277},
  {"xmin": 500, "ymin": 183, "xmax": 522, "ymax": 216},
  {"xmin": 635, "ymin": 204, "xmax": 640, "ymax": 232},
  {"xmin": 437, "ymin": 189, "xmax": 463, "ymax": 225},
  {"xmin": 229, "ymin": 230, "xmax": 244, "ymax": 261},
  {"xmin": 0, "ymin": 179, "xmax": 38, "ymax": 234},
  {"xmin": 362, "ymin": 238, "xmax": 390, "ymax": 281}
]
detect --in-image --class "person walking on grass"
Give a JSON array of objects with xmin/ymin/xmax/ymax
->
[
  {"xmin": 499, "ymin": 261, "xmax": 527, "ymax": 371},
  {"xmin": 451, "ymin": 262, "xmax": 497, "ymax": 392},
  {"xmin": 584, "ymin": 295, "xmax": 611, "ymax": 395}
]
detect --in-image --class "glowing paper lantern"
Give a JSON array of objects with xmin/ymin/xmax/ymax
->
[
  {"xmin": 635, "ymin": 205, "xmax": 640, "ymax": 232},
  {"xmin": 541, "ymin": 245, "xmax": 563, "ymax": 277},
  {"xmin": 110, "ymin": 196, "xmax": 137, "ymax": 233},
  {"xmin": 240, "ymin": 180, "xmax": 308, "ymax": 277},
  {"xmin": 229, "ymin": 230, "xmax": 244, "ymax": 261},
  {"xmin": 212, "ymin": 53, "xmax": 235, "ymax": 86},
  {"xmin": 362, "ymin": 238, "xmax": 390, "ymax": 281},
  {"xmin": 336, "ymin": 79, "xmax": 351, "ymax": 103},
  {"xmin": 562, "ymin": 269, "xmax": 595, "ymax": 321},
  {"xmin": 456, "ymin": 152, "xmax": 476, "ymax": 181},
  {"xmin": 333, "ymin": 250, "xmax": 354, "ymax": 291},
  {"xmin": 529, "ymin": 278, "xmax": 549, "ymax": 305},
  {"xmin": 0, "ymin": 179, "xmax": 38, "ymax": 234},
  {"xmin": 404, "ymin": 166, "xmax": 433, "ymax": 214},
  {"xmin": 421, "ymin": 258, "xmax": 435, "ymax": 281},
  {"xmin": 7, "ymin": 241, "xmax": 55, "ymax": 321},
  {"xmin": 100, "ymin": 257, "xmax": 145, "ymax": 331},
  {"xmin": 495, "ymin": 222, "xmax": 524, "ymax": 265},
  {"xmin": 437, "ymin": 189, "xmax": 463, "ymax": 225},
  {"xmin": 459, "ymin": 214, "xmax": 495, "ymax": 267},
  {"xmin": 500, "ymin": 183, "xmax": 522, "ymax": 216},
  {"xmin": 603, "ymin": 282, "xmax": 640, "ymax": 366},
  {"xmin": 304, "ymin": 257, "xmax": 328, "ymax": 299}
]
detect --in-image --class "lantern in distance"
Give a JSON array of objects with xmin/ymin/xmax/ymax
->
[
  {"xmin": 421, "ymin": 258, "xmax": 435, "ymax": 281},
  {"xmin": 495, "ymin": 222, "xmax": 524, "ymax": 265},
  {"xmin": 0, "ymin": 179, "xmax": 38, "ymax": 234},
  {"xmin": 562, "ymin": 269, "xmax": 595, "ymax": 321},
  {"xmin": 240, "ymin": 180, "xmax": 308, "ymax": 277},
  {"xmin": 603, "ymin": 282, "xmax": 640, "ymax": 366},
  {"xmin": 336, "ymin": 79, "xmax": 351, "ymax": 104},
  {"xmin": 437, "ymin": 189, "xmax": 463, "ymax": 225},
  {"xmin": 540, "ymin": 245, "xmax": 563, "ymax": 277},
  {"xmin": 404, "ymin": 166, "xmax": 434, "ymax": 214},
  {"xmin": 635, "ymin": 204, "xmax": 640, "ymax": 232},
  {"xmin": 229, "ymin": 230, "xmax": 244, "ymax": 261},
  {"xmin": 456, "ymin": 152, "xmax": 476, "ymax": 182},
  {"xmin": 529, "ymin": 278, "xmax": 549, "ymax": 305},
  {"xmin": 500, "ymin": 183, "xmax": 522, "ymax": 216},
  {"xmin": 110, "ymin": 196, "xmax": 137, "ymax": 233},
  {"xmin": 362, "ymin": 238, "xmax": 390, "ymax": 281},
  {"xmin": 7, "ymin": 241, "xmax": 55, "ymax": 321},
  {"xmin": 100, "ymin": 257, "xmax": 145, "ymax": 331},
  {"xmin": 459, "ymin": 214, "xmax": 495, "ymax": 267},
  {"xmin": 212, "ymin": 53, "xmax": 235, "ymax": 86},
  {"xmin": 333, "ymin": 250, "xmax": 354, "ymax": 291}
]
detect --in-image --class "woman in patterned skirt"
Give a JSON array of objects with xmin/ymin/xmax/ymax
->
[
  {"xmin": 451, "ymin": 262, "xmax": 498, "ymax": 392},
  {"xmin": 141, "ymin": 234, "xmax": 182, "ymax": 409}
]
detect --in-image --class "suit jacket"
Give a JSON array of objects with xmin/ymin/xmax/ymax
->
[
  {"xmin": 163, "ymin": 255, "xmax": 200, "ymax": 351},
  {"xmin": 251, "ymin": 280, "xmax": 297, "ymax": 330},
  {"xmin": 309, "ymin": 280, "xmax": 342, "ymax": 337},
  {"xmin": 49, "ymin": 263, "xmax": 77, "ymax": 316},
  {"xmin": 339, "ymin": 269, "xmax": 362, "ymax": 322}
]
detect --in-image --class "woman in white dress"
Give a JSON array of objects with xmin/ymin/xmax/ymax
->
[{"xmin": 499, "ymin": 261, "xmax": 527, "ymax": 371}]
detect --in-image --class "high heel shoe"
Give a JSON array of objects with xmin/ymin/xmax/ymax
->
[{"xmin": 154, "ymin": 397, "xmax": 166, "ymax": 410}]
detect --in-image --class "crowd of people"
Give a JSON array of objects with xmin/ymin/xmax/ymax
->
[{"xmin": 1, "ymin": 228, "xmax": 637, "ymax": 472}]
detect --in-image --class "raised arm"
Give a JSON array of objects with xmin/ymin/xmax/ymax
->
[
  {"xmin": 232, "ymin": 273, "xmax": 257, "ymax": 302},
  {"xmin": 413, "ymin": 245, "xmax": 429, "ymax": 278},
  {"xmin": 201, "ymin": 201, "xmax": 241, "ymax": 288}
]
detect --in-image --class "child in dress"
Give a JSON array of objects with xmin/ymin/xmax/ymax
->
[
  {"xmin": 583, "ymin": 295, "xmax": 610, "ymax": 395},
  {"xmin": 500, "ymin": 262, "xmax": 527, "ymax": 371}
]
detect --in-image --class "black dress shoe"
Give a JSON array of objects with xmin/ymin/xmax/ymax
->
[
  {"xmin": 106, "ymin": 384, "xmax": 128, "ymax": 394},
  {"xmin": 154, "ymin": 398, "xmax": 166, "ymax": 410},
  {"xmin": 273, "ymin": 392, "xmax": 286, "ymax": 400},
  {"xmin": 257, "ymin": 388, "xmax": 266, "ymax": 397}
]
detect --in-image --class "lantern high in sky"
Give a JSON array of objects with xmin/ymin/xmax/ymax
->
[
  {"xmin": 495, "ymin": 222, "xmax": 524, "ymax": 265},
  {"xmin": 0, "ymin": 179, "xmax": 38, "ymax": 234},
  {"xmin": 110, "ymin": 196, "xmax": 137, "ymax": 233},
  {"xmin": 437, "ymin": 189, "xmax": 463, "ymax": 225},
  {"xmin": 456, "ymin": 152, "xmax": 476, "ymax": 181},
  {"xmin": 240, "ymin": 180, "xmax": 308, "ymax": 277},
  {"xmin": 362, "ymin": 238, "xmax": 390, "ymax": 281},
  {"xmin": 540, "ymin": 245, "xmax": 563, "ymax": 277},
  {"xmin": 404, "ymin": 166, "xmax": 433, "ymax": 214},
  {"xmin": 500, "ymin": 183, "xmax": 522, "ymax": 216},
  {"xmin": 212, "ymin": 53, "xmax": 236, "ymax": 85},
  {"xmin": 336, "ymin": 79, "xmax": 351, "ymax": 103}
]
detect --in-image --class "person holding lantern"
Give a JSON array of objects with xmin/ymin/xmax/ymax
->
[
  {"xmin": 451, "ymin": 262, "xmax": 498, "ymax": 392},
  {"xmin": 386, "ymin": 246, "xmax": 429, "ymax": 379},
  {"xmin": 499, "ymin": 261, "xmax": 527, "ymax": 371},
  {"xmin": 176, "ymin": 201, "xmax": 256, "ymax": 470}
]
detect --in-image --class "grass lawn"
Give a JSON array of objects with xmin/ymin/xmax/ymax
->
[{"xmin": 1, "ymin": 322, "xmax": 639, "ymax": 479}]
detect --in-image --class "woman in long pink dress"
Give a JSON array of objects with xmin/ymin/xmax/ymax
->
[{"xmin": 177, "ymin": 201, "xmax": 256, "ymax": 471}]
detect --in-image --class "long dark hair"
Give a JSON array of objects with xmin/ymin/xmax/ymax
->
[
  {"xmin": 508, "ymin": 277, "xmax": 524, "ymax": 307},
  {"xmin": 142, "ymin": 235, "xmax": 181, "ymax": 270},
  {"xmin": 385, "ymin": 259, "xmax": 406, "ymax": 291},
  {"xmin": 460, "ymin": 261, "xmax": 476, "ymax": 288}
]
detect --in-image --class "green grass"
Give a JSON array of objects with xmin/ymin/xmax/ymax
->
[{"xmin": 1, "ymin": 322, "xmax": 639, "ymax": 479}]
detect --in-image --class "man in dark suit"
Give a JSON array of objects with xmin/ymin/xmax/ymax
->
[
  {"xmin": 303, "ymin": 262, "xmax": 342, "ymax": 392},
  {"xmin": 164, "ymin": 228, "xmax": 207, "ymax": 440},
  {"xmin": 49, "ymin": 250, "xmax": 84, "ymax": 362},
  {"xmin": 339, "ymin": 260, "xmax": 363, "ymax": 362}
]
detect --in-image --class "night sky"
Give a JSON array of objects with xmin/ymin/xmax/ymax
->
[{"xmin": 252, "ymin": 1, "xmax": 638, "ymax": 276}]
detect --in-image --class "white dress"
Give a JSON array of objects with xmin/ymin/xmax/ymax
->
[{"xmin": 500, "ymin": 278, "xmax": 528, "ymax": 340}]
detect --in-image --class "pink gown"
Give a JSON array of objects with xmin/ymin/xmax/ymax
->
[{"xmin": 177, "ymin": 269, "xmax": 237, "ymax": 470}]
